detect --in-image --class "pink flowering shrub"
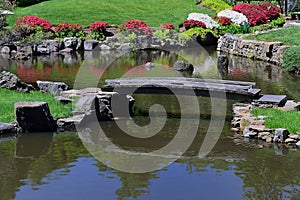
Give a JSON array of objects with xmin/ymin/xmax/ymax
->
[
  {"xmin": 214, "ymin": 16, "xmax": 233, "ymax": 26},
  {"xmin": 15, "ymin": 15, "xmax": 52, "ymax": 36},
  {"xmin": 119, "ymin": 20, "xmax": 152, "ymax": 36},
  {"xmin": 258, "ymin": 2, "xmax": 281, "ymax": 21},
  {"xmin": 183, "ymin": 20, "xmax": 206, "ymax": 29},
  {"xmin": 88, "ymin": 21, "xmax": 109, "ymax": 40},
  {"xmin": 54, "ymin": 22, "xmax": 85, "ymax": 39},
  {"xmin": 232, "ymin": 4, "xmax": 268, "ymax": 26},
  {"xmin": 160, "ymin": 23, "xmax": 175, "ymax": 30}
]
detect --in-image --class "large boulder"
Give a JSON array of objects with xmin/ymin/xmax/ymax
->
[
  {"xmin": 84, "ymin": 40, "xmax": 99, "ymax": 51},
  {"xmin": 14, "ymin": 102, "xmax": 57, "ymax": 132},
  {"xmin": 187, "ymin": 13, "xmax": 220, "ymax": 29},
  {"xmin": 217, "ymin": 10, "xmax": 248, "ymax": 26},
  {"xmin": 273, "ymin": 128, "xmax": 289, "ymax": 143},
  {"xmin": 36, "ymin": 80, "xmax": 68, "ymax": 96},
  {"xmin": 0, "ymin": 71, "xmax": 34, "ymax": 92},
  {"xmin": 63, "ymin": 37, "xmax": 78, "ymax": 49}
]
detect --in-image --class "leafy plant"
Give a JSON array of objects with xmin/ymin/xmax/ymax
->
[
  {"xmin": 54, "ymin": 22, "xmax": 85, "ymax": 39},
  {"xmin": 153, "ymin": 29, "xmax": 171, "ymax": 40},
  {"xmin": 270, "ymin": 14, "xmax": 285, "ymax": 27},
  {"xmin": 119, "ymin": 19, "xmax": 152, "ymax": 36},
  {"xmin": 88, "ymin": 21, "xmax": 109, "ymax": 41},
  {"xmin": 219, "ymin": 24, "xmax": 252, "ymax": 35},
  {"xmin": 283, "ymin": 46, "xmax": 300, "ymax": 72},
  {"xmin": 214, "ymin": 16, "xmax": 233, "ymax": 26},
  {"xmin": 183, "ymin": 20, "xmax": 206, "ymax": 29},
  {"xmin": 201, "ymin": 0, "xmax": 232, "ymax": 13},
  {"xmin": 179, "ymin": 27, "xmax": 218, "ymax": 43},
  {"xmin": 232, "ymin": 3, "xmax": 268, "ymax": 26},
  {"xmin": 0, "ymin": 0, "xmax": 16, "ymax": 10},
  {"xmin": 258, "ymin": 2, "xmax": 281, "ymax": 21},
  {"xmin": 15, "ymin": 15, "xmax": 52, "ymax": 37}
]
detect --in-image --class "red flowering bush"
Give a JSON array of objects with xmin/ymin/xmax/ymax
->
[
  {"xmin": 232, "ymin": 4, "xmax": 268, "ymax": 26},
  {"xmin": 160, "ymin": 23, "xmax": 175, "ymax": 30},
  {"xmin": 89, "ymin": 21, "xmax": 109, "ymax": 32},
  {"xmin": 258, "ymin": 2, "xmax": 281, "ymax": 20},
  {"xmin": 214, "ymin": 16, "xmax": 233, "ymax": 25},
  {"xmin": 16, "ymin": 15, "xmax": 52, "ymax": 31},
  {"xmin": 54, "ymin": 22, "xmax": 85, "ymax": 39},
  {"xmin": 183, "ymin": 20, "xmax": 206, "ymax": 29},
  {"xmin": 119, "ymin": 20, "xmax": 152, "ymax": 36}
]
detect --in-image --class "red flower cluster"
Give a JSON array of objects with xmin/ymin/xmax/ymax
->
[
  {"xmin": 16, "ymin": 15, "xmax": 52, "ymax": 31},
  {"xmin": 214, "ymin": 16, "xmax": 233, "ymax": 26},
  {"xmin": 89, "ymin": 22, "xmax": 109, "ymax": 32},
  {"xmin": 160, "ymin": 23, "xmax": 175, "ymax": 30},
  {"xmin": 183, "ymin": 20, "xmax": 206, "ymax": 29},
  {"xmin": 258, "ymin": 2, "xmax": 281, "ymax": 20},
  {"xmin": 54, "ymin": 22, "xmax": 82, "ymax": 33},
  {"xmin": 119, "ymin": 20, "xmax": 152, "ymax": 36},
  {"xmin": 232, "ymin": 4, "xmax": 268, "ymax": 26}
]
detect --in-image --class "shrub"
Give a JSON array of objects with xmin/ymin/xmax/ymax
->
[
  {"xmin": 219, "ymin": 24, "xmax": 252, "ymax": 35},
  {"xmin": 258, "ymin": 2, "xmax": 281, "ymax": 21},
  {"xmin": 0, "ymin": 0, "xmax": 16, "ymax": 10},
  {"xmin": 183, "ymin": 20, "xmax": 206, "ymax": 29},
  {"xmin": 88, "ymin": 21, "xmax": 109, "ymax": 40},
  {"xmin": 153, "ymin": 29, "xmax": 172, "ymax": 40},
  {"xmin": 214, "ymin": 16, "xmax": 233, "ymax": 26},
  {"xmin": 54, "ymin": 22, "xmax": 85, "ymax": 39},
  {"xmin": 15, "ymin": 15, "xmax": 51, "ymax": 37},
  {"xmin": 160, "ymin": 23, "xmax": 175, "ymax": 30},
  {"xmin": 201, "ymin": 0, "xmax": 232, "ymax": 13},
  {"xmin": 232, "ymin": 3, "xmax": 268, "ymax": 26},
  {"xmin": 119, "ymin": 19, "xmax": 152, "ymax": 36},
  {"xmin": 179, "ymin": 27, "xmax": 218, "ymax": 42},
  {"xmin": 270, "ymin": 15, "xmax": 285, "ymax": 27},
  {"xmin": 283, "ymin": 46, "xmax": 300, "ymax": 72}
]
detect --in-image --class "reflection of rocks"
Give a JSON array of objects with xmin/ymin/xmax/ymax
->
[
  {"xmin": 37, "ymin": 80, "xmax": 68, "ymax": 95},
  {"xmin": 0, "ymin": 71, "xmax": 34, "ymax": 92},
  {"xmin": 57, "ymin": 114, "xmax": 84, "ymax": 132},
  {"xmin": 173, "ymin": 60, "xmax": 193, "ymax": 71},
  {"xmin": 15, "ymin": 102, "xmax": 57, "ymax": 132}
]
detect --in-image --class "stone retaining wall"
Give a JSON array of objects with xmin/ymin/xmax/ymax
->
[{"xmin": 217, "ymin": 33, "xmax": 290, "ymax": 65}]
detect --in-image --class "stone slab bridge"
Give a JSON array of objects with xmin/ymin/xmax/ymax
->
[{"xmin": 101, "ymin": 77, "xmax": 264, "ymax": 102}]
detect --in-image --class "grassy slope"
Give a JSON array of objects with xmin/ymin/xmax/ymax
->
[
  {"xmin": 245, "ymin": 26, "xmax": 300, "ymax": 46},
  {"xmin": 7, "ymin": 0, "xmax": 214, "ymax": 27},
  {"xmin": 0, "ymin": 89, "xmax": 72, "ymax": 123},
  {"xmin": 252, "ymin": 108, "xmax": 300, "ymax": 134}
]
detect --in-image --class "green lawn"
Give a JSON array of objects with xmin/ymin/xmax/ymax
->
[
  {"xmin": 7, "ymin": 0, "xmax": 214, "ymax": 27},
  {"xmin": 245, "ymin": 26, "xmax": 300, "ymax": 46},
  {"xmin": 251, "ymin": 108, "xmax": 300, "ymax": 134},
  {"xmin": 0, "ymin": 89, "xmax": 72, "ymax": 123}
]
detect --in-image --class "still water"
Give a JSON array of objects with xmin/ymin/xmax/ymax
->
[{"xmin": 0, "ymin": 47, "xmax": 300, "ymax": 199}]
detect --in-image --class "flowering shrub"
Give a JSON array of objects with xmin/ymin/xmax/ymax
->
[
  {"xmin": 160, "ymin": 23, "xmax": 175, "ymax": 30},
  {"xmin": 183, "ymin": 20, "xmax": 206, "ymax": 29},
  {"xmin": 232, "ymin": 4, "xmax": 268, "ymax": 26},
  {"xmin": 16, "ymin": 15, "xmax": 52, "ymax": 31},
  {"xmin": 54, "ymin": 22, "xmax": 85, "ymax": 39},
  {"xmin": 258, "ymin": 2, "xmax": 281, "ymax": 21},
  {"xmin": 119, "ymin": 20, "xmax": 152, "ymax": 36},
  {"xmin": 214, "ymin": 16, "xmax": 233, "ymax": 26},
  {"xmin": 88, "ymin": 21, "xmax": 109, "ymax": 40}
]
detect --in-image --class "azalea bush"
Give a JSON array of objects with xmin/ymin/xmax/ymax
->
[
  {"xmin": 258, "ymin": 2, "xmax": 281, "ymax": 21},
  {"xmin": 88, "ymin": 21, "xmax": 109, "ymax": 40},
  {"xmin": 160, "ymin": 23, "xmax": 175, "ymax": 30},
  {"xmin": 119, "ymin": 19, "xmax": 152, "ymax": 36},
  {"xmin": 232, "ymin": 4, "xmax": 268, "ymax": 26},
  {"xmin": 54, "ymin": 22, "xmax": 85, "ymax": 39},
  {"xmin": 15, "ymin": 15, "xmax": 52, "ymax": 37},
  {"xmin": 214, "ymin": 16, "xmax": 233, "ymax": 26},
  {"xmin": 183, "ymin": 20, "xmax": 206, "ymax": 30}
]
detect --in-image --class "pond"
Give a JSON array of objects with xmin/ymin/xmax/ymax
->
[{"xmin": 0, "ymin": 46, "xmax": 300, "ymax": 199}]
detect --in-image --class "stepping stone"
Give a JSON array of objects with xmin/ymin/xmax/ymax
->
[{"xmin": 254, "ymin": 95, "xmax": 287, "ymax": 107}]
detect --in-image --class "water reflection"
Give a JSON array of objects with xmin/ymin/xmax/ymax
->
[{"xmin": 0, "ymin": 118, "xmax": 299, "ymax": 199}]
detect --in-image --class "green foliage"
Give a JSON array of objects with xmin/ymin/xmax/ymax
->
[
  {"xmin": 283, "ymin": 46, "xmax": 300, "ymax": 72},
  {"xmin": 270, "ymin": 15, "xmax": 285, "ymax": 27},
  {"xmin": 16, "ymin": 0, "xmax": 48, "ymax": 7},
  {"xmin": 0, "ymin": 88, "xmax": 72, "ymax": 123},
  {"xmin": 253, "ymin": 23, "xmax": 275, "ymax": 32},
  {"xmin": 21, "ymin": 26, "xmax": 54, "ymax": 43},
  {"xmin": 7, "ymin": 0, "xmax": 214, "ymax": 27},
  {"xmin": 87, "ymin": 31, "xmax": 105, "ymax": 41},
  {"xmin": 220, "ymin": 24, "xmax": 252, "ymax": 35},
  {"xmin": 251, "ymin": 108, "xmax": 300, "ymax": 134},
  {"xmin": 153, "ymin": 29, "xmax": 173, "ymax": 40},
  {"xmin": 201, "ymin": 0, "xmax": 232, "ymax": 13},
  {"xmin": 119, "ymin": 32, "xmax": 137, "ymax": 43},
  {"xmin": 181, "ymin": 27, "xmax": 218, "ymax": 40}
]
